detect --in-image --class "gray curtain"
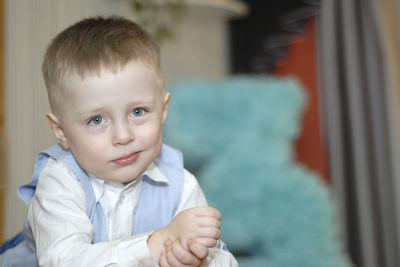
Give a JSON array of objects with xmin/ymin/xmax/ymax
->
[{"xmin": 318, "ymin": 0, "xmax": 399, "ymax": 267}]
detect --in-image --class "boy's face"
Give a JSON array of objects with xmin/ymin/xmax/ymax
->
[{"xmin": 47, "ymin": 60, "xmax": 169, "ymax": 184}]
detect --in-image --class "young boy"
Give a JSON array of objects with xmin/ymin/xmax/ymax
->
[{"xmin": 0, "ymin": 16, "xmax": 237, "ymax": 266}]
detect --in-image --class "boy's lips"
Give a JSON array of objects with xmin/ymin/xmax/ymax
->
[{"xmin": 112, "ymin": 151, "xmax": 140, "ymax": 166}]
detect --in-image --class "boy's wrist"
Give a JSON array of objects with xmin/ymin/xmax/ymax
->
[{"xmin": 147, "ymin": 228, "xmax": 170, "ymax": 259}]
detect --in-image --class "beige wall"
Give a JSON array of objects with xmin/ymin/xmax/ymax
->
[{"xmin": 4, "ymin": 0, "xmax": 243, "ymax": 239}]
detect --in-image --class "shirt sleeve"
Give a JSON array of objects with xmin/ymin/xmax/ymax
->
[
  {"xmin": 28, "ymin": 158, "xmax": 158, "ymax": 267},
  {"xmin": 177, "ymin": 169, "xmax": 239, "ymax": 267}
]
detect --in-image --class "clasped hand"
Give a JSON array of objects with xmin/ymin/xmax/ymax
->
[{"xmin": 148, "ymin": 206, "xmax": 221, "ymax": 267}]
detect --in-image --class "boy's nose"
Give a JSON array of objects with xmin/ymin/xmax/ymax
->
[{"xmin": 112, "ymin": 121, "xmax": 135, "ymax": 146}]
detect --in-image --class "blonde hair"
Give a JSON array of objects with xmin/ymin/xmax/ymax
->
[{"xmin": 42, "ymin": 16, "xmax": 164, "ymax": 111}]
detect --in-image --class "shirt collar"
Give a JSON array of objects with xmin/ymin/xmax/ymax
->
[
  {"xmin": 90, "ymin": 162, "xmax": 169, "ymax": 201},
  {"xmin": 143, "ymin": 162, "xmax": 169, "ymax": 184}
]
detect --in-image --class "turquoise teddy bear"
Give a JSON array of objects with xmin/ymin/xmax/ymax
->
[{"xmin": 163, "ymin": 77, "xmax": 353, "ymax": 267}]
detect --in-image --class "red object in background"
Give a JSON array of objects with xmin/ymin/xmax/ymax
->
[{"xmin": 275, "ymin": 18, "xmax": 329, "ymax": 182}]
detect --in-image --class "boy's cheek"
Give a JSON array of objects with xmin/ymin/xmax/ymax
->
[
  {"xmin": 138, "ymin": 126, "xmax": 163, "ymax": 148},
  {"xmin": 70, "ymin": 137, "xmax": 107, "ymax": 159}
]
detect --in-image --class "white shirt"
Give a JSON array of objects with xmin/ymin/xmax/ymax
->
[{"xmin": 28, "ymin": 158, "xmax": 238, "ymax": 267}]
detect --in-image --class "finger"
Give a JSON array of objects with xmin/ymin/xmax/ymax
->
[
  {"xmin": 196, "ymin": 217, "xmax": 221, "ymax": 228},
  {"xmin": 187, "ymin": 239, "xmax": 209, "ymax": 260},
  {"xmin": 195, "ymin": 207, "xmax": 222, "ymax": 220},
  {"xmin": 166, "ymin": 248, "xmax": 190, "ymax": 267},
  {"xmin": 196, "ymin": 227, "xmax": 220, "ymax": 240},
  {"xmin": 164, "ymin": 239, "xmax": 173, "ymax": 252},
  {"xmin": 160, "ymin": 250, "xmax": 172, "ymax": 267},
  {"xmin": 192, "ymin": 237, "xmax": 218, "ymax": 248},
  {"xmin": 170, "ymin": 240, "xmax": 201, "ymax": 266}
]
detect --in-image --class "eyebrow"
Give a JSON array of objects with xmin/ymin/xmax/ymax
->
[{"xmin": 75, "ymin": 100, "xmax": 156, "ymax": 115}]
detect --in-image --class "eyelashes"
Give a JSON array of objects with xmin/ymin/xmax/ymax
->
[
  {"xmin": 131, "ymin": 107, "xmax": 147, "ymax": 117},
  {"xmin": 88, "ymin": 115, "xmax": 105, "ymax": 126}
]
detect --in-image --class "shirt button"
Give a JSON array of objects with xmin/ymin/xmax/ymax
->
[{"xmin": 120, "ymin": 195, "xmax": 126, "ymax": 202}]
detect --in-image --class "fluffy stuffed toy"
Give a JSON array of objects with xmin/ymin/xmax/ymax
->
[{"xmin": 163, "ymin": 77, "xmax": 353, "ymax": 267}]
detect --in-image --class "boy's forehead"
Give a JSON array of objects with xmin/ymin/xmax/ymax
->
[
  {"xmin": 58, "ymin": 60, "xmax": 163, "ymax": 96},
  {"xmin": 61, "ymin": 60, "xmax": 159, "ymax": 83}
]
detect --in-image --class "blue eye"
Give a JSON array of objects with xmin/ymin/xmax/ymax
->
[
  {"xmin": 132, "ymin": 108, "xmax": 145, "ymax": 117},
  {"xmin": 89, "ymin": 116, "xmax": 104, "ymax": 125}
]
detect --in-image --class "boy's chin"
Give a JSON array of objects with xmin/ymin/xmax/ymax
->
[
  {"xmin": 110, "ymin": 169, "xmax": 146, "ymax": 185},
  {"xmin": 104, "ymin": 174, "xmax": 140, "ymax": 185}
]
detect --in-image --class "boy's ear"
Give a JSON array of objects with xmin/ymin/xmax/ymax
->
[
  {"xmin": 46, "ymin": 112, "xmax": 69, "ymax": 149},
  {"xmin": 162, "ymin": 92, "xmax": 171, "ymax": 124}
]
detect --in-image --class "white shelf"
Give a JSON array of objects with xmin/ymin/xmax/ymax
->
[{"xmin": 185, "ymin": 0, "xmax": 249, "ymax": 19}]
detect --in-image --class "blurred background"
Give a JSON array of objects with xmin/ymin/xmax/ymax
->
[{"xmin": 0, "ymin": 0, "xmax": 400, "ymax": 266}]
